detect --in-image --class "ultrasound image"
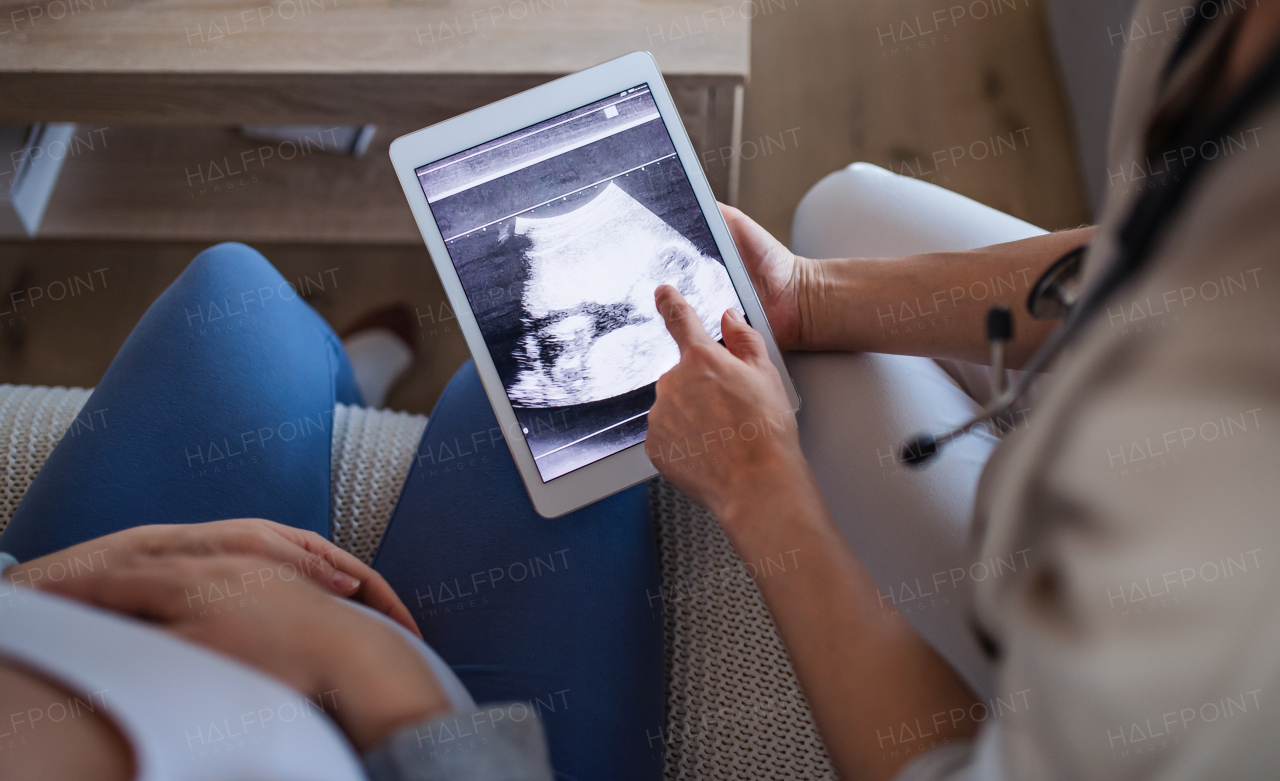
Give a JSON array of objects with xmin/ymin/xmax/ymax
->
[
  {"xmin": 418, "ymin": 86, "xmax": 743, "ymax": 481},
  {"xmin": 509, "ymin": 183, "xmax": 738, "ymax": 406}
]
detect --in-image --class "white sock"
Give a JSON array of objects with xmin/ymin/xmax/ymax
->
[{"xmin": 343, "ymin": 329, "xmax": 414, "ymax": 408}]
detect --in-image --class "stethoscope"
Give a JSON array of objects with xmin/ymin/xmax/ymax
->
[{"xmin": 901, "ymin": 12, "xmax": 1280, "ymax": 466}]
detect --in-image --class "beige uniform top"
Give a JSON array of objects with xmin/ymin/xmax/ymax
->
[{"xmin": 903, "ymin": 1, "xmax": 1280, "ymax": 778}]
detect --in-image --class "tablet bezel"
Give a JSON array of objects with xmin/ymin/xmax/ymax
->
[{"xmin": 389, "ymin": 51, "xmax": 800, "ymax": 518}]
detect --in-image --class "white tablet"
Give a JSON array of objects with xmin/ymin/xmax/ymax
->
[{"xmin": 390, "ymin": 51, "xmax": 800, "ymax": 518}]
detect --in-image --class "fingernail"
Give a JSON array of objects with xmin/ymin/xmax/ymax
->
[
  {"xmin": 331, "ymin": 571, "xmax": 360, "ymax": 591},
  {"xmin": 728, "ymin": 308, "xmax": 744, "ymax": 321}
]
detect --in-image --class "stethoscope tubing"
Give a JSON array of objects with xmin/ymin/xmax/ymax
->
[{"xmin": 903, "ymin": 24, "xmax": 1280, "ymax": 466}]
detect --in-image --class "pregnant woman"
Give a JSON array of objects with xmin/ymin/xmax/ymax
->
[{"xmin": 0, "ymin": 243, "xmax": 663, "ymax": 781}]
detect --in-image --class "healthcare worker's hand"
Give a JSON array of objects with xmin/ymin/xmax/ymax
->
[
  {"xmin": 33, "ymin": 553, "xmax": 451, "ymax": 753},
  {"xmin": 3, "ymin": 518, "xmax": 421, "ymax": 638},
  {"xmin": 647, "ymin": 285, "xmax": 813, "ymax": 531},
  {"xmin": 718, "ymin": 203, "xmax": 811, "ymax": 351}
]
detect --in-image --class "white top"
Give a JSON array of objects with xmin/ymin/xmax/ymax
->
[
  {"xmin": 0, "ymin": 584, "xmax": 365, "ymax": 780},
  {"xmin": 0, "ymin": 576, "xmax": 476, "ymax": 780}
]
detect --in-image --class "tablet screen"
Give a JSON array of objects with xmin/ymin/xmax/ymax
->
[{"xmin": 415, "ymin": 84, "xmax": 745, "ymax": 482}]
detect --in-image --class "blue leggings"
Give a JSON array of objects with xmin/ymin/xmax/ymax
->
[{"xmin": 0, "ymin": 243, "xmax": 664, "ymax": 781}]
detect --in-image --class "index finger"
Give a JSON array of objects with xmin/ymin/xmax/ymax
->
[
  {"xmin": 31, "ymin": 555, "xmax": 263, "ymax": 624},
  {"xmin": 281, "ymin": 527, "xmax": 422, "ymax": 639},
  {"xmin": 655, "ymin": 284, "xmax": 713, "ymax": 354}
]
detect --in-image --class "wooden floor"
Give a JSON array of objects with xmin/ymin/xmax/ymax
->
[
  {"xmin": 739, "ymin": 0, "xmax": 1090, "ymax": 244},
  {"xmin": 0, "ymin": 0, "xmax": 1090, "ymax": 409}
]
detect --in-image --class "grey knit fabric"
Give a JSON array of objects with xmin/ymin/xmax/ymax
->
[
  {"xmin": 328, "ymin": 402, "xmax": 427, "ymax": 565},
  {"xmin": 0, "ymin": 384, "xmax": 835, "ymax": 779},
  {"xmin": 0, "ymin": 384, "xmax": 94, "ymax": 537},
  {"xmin": 649, "ymin": 476, "xmax": 834, "ymax": 779}
]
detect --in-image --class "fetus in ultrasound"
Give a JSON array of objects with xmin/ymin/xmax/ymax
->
[{"xmin": 506, "ymin": 183, "xmax": 741, "ymax": 407}]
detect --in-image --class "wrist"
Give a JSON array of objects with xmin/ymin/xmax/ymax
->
[
  {"xmin": 716, "ymin": 455, "xmax": 824, "ymax": 545},
  {"xmin": 325, "ymin": 627, "xmax": 450, "ymax": 752},
  {"xmin": 797, "ymin": 255, "xmax": 883, "ymax": 353},
  {"xmin": 792, "ymin": 255, "xmax": 826, "ymax": 351}
]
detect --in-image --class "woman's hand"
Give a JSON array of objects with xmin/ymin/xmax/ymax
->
[
  {"xmin": 33, "ymin": 553, "xmax": 450, "ymax": 753},
  {"xmin": 646, "ymin": 284, "xmax": 812, "ymax": 528},
  {"xmin": 719, "ymin": 203, "xmax": 812, "ymax": 351},
  {"xmin": 646, "ymin": 290, "xmax": 982, "ymax": 781},
  {"xmin": 3, "ymin": 518, "xmax": 421, "ymax": 638}
]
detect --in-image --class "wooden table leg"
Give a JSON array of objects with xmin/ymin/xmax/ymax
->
[{"xmin": 671, "ymin": 80, "xmax": 745, "ymax": 206}]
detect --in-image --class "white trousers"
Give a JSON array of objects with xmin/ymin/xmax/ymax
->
[{"xmin": 785, "ymin": 163, "xmax": 1045, "ymax": 698}]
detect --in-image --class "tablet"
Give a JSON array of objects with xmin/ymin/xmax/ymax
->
[{"xmin": 390, "ymin": 51, "xmax": 800, "ymax": 518}]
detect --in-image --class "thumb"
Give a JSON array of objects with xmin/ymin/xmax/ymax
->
[
  {"xmin": 721, "ymin": 308, "xmax": 768, "ymax": 365},
  {"xmin": 719, "ymin": 204, "xmax": 779, "ymax": 274}
]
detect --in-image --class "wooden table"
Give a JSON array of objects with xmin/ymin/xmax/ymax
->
[{"xmin": 0, "ymin": 0, "xmax": 749, "ymax": 243}]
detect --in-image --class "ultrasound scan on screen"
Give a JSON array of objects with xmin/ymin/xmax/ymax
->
[{"xmin": 416, "ymin": 85, "xmax": 744, "ymax": 482}]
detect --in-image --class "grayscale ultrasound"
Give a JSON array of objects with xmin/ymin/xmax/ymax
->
[
  {"xmin": 509, "ymin": 182, "xmax": 738, "ymax": 406},
  {"xmin": 417, "ymin": 85, "xmax": 744, "ymax": 481}
]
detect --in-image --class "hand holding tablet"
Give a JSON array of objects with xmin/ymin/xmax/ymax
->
[
  {"xmin": 391, "ymin": 52, "xmax": 799, "ymax": 517},
  {"xmin": 644, "ymin": 283, "xmax": 807, "ymax": 524}
]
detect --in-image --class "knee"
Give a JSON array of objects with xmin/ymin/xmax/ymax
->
[
  {"xmin": 446, "ymin": 358, "xmax": 480, "ymax": 396},
  {"xmin": 179, "ymin": 243, "xmax": 300, "ymax": 305},
  {"xmin": 190, "ymin": 241, "xmax": 273, "ymax": 275},
  {"xmin": 796, "ymin": 162, "xmax": 896, "ymax": 218},
  {"xmin": 792, "ymin": 163, "xmax": 900, "ymax": 258}
]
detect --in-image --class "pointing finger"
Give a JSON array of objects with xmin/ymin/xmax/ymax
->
[{"xmin": 655, "ymin": 284, "xmax": 713, "ymax": 354}]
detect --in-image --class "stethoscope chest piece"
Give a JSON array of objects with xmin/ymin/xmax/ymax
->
[{"xmin": 1026, "ymin": 245, "xmax": 1087, "ymax": 321}]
